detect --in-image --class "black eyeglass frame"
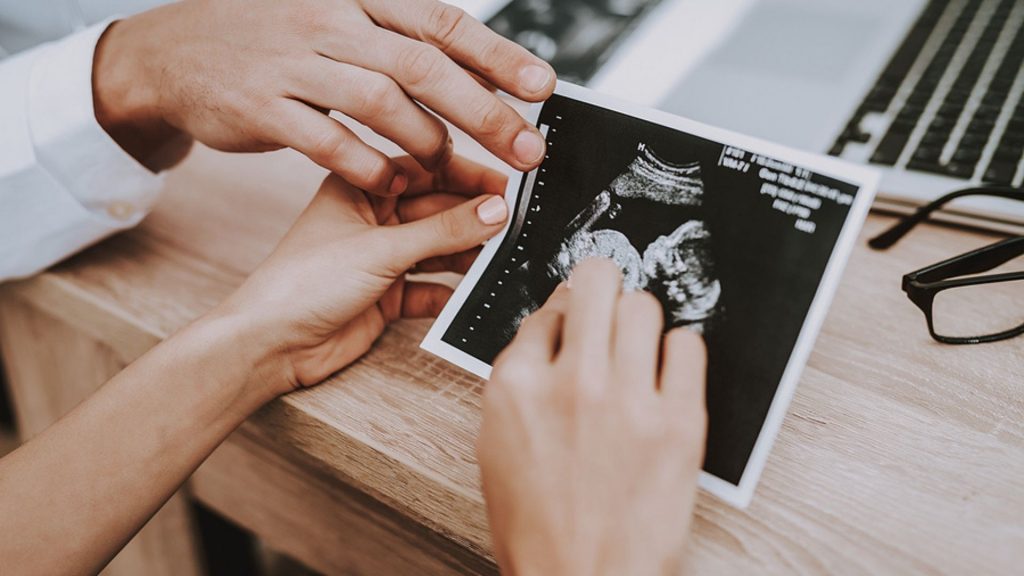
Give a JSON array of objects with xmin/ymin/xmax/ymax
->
[
  {"xmin": 902, "ymin": 236, "xmax": 1024, "ymax": 344},
  {"xmin": 870, "ymin": 186, "xmax": 1024, "ymax": 345}
]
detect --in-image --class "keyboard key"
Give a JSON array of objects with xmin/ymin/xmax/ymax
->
[
  {"xmin": 992, "ymin": 144, "xmax": 1023, "ymax": 162},
  {"xmin": 952, "ymin": 147, "xmax": 982, "ymax": 163},
  {"xmin": 913, "ymin": 146, "xmax": 943, "ymax": 163},
  {"xmin": 976, "ymin": 102, "xmax": 1003, "ymax": 118},
  {"xmin": 946, "ymin": 162, "xmax": 976, "ymax": 179},
  {"xmin": 966, "ymin": 120, "xmax": 996, "ymax": 140},
  {"xmin": 930, "ymin": 116, "xmax": 956, "ymax": 131},
  {"xmin": 973, "ymin": 106, "xmax": 1000, "ymax": 121},
  {"xmin": 935, "ymin": 105, "xmax": 962, "ymax": 121},
  {"xmin": 838, "ymin": 118, "xmax": 872, "ymax": 144},
  {"xmin": 871, "ymin": 132, "xmax": 911, "ymax": 165},
  {"xmin": 921, "ymin": 130, "xmax": 949, "ymax": 146},
  {"xmin": 944, "ymin": 89, "xmax": 971, "ymax": 105},
  {"xmin": 907, "ymin": 90, "xmax": 932, "ymax": 106},
  {"xmin": 1001, "ymin": 132, "xmax": 1024, "ymax": 146},
  {"xmin": 831, "ymin": 0, "xmax": 1023, "ymax": 172},
  {"xmin": 908, "ymin": 159, "xmax": 945, "ymax": 173},
  {"xmin": 983, "ymin": 90, "xmax": 1008, "ymax": 107},
  {"xmin": 983, "ymin": 162, "xmax": 1019, "ymax": 184},
  {"xmin": 863, "ymin": 86, "xmax": 897, "ymax": 111},
  {"xmin": 960, "ymin": 132, "xmax": 988, "ymax": 147}
]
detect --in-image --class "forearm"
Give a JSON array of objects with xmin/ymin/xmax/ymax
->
[{"xmin": 0, "ymin": 311, "xmax": 286, "ymax": 575}]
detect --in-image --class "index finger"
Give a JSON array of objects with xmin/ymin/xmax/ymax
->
[
  {"xmin": 351, "ymin": 30, "xmax": 547, "ymax": 171},
  {"xmin": 363, "ymin": 0, "xmax": 556, "ymax": 101},
  {"xmin": 505, "ymin": 283, "xmax": 570, "ymax": 362},
  {"xmin": 560, "ymin": 259, "xmax": 623, "ymax": 362}
]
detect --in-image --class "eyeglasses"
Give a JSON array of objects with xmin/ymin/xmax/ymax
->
[{"xmin": 869, "ymin": 187, "xmax": 1024, "ymax": 345}]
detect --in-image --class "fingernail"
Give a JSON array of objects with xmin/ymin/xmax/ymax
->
[
  {"xmin": 476, "ymin": 195, "xmax": 508, "ymax": 225},
  {"xmin": 513, "ymin": 130, "xmax": 546, "ymax": 166},
  {"xmin": 390, "ymin": 173, "xmax": 408, "ymax": 195},
  {"xmin": 519, "ymin": 65, "xmax": 552, "ymax": 94}
]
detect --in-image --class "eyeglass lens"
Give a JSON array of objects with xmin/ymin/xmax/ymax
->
[{"xmin": 931, "ymin": 278, "xmax": 1024, "ymax": 339}]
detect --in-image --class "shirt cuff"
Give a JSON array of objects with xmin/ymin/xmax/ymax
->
[{"xmin": 27, "ymin": 18, "xmax": 163, "ymax": 229}]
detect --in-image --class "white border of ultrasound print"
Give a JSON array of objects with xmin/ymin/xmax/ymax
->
[{"xmin": 422, "ymin": 80, "xmax": 880, "ymax": 509}]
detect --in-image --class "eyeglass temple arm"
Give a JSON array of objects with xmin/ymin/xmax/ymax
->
[
  {"xmin": 915, "ymin": 237, "xmax": 1024, "ymax": 283},
  {"xmin": 869, "ymin": 187, "xmax": 1024, "ymax": 250}
]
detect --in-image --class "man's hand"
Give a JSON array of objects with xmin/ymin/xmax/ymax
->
[
  {"xmin": 478, "ymin": 260, "xmax": 708, "ymax": 576},
  {"xmin": 216, "ymin": 155, "xmax": 510, "ymax": 392},
  {"xmin": 93, "ymin": 0, "xmax": 554, "ymax": 194}
]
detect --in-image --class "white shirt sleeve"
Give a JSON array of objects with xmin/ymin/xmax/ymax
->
[{"xmin": 0, "ymin": 19, "xmax": 163, "ymax": 282}]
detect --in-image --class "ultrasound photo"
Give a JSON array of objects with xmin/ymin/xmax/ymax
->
[
  {"xmin": 424, "ymin": 86, "xmax": 877, "ymax": 504},
  {"xmin": 458, "ymin": 143, "xmax": 723, "ymax": 350},
  {"xmin": 487, "ymin": 0, "xmax": 665, "ymax": 84}
]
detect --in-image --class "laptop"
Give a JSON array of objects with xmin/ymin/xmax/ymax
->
[{"xmin": 456, "ymin": 0, "xmax": 1024, "ymax": 233}]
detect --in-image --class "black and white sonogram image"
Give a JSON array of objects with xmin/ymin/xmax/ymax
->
[
  {"xmin": 546, "ymin": 146, "xmax": 722, "ymax": 332},
  {"xmin": 487, "ymin": 0, "xmax": 665, "ymax": 84},
  {"xmin": 442, "ymin": 94, "xmax": 863, "ymax": 486}
]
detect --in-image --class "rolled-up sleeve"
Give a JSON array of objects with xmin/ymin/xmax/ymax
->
[{"xmin": 0, "ymin": 19, "xmax": 163, "ymax": 282}]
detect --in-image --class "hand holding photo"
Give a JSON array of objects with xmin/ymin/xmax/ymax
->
[{"xmin": 422, "ymin": 82, "xmax": 880, "ymax": 508}]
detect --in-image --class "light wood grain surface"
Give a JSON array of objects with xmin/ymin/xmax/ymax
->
[{"xmin": 1, "ymin": 133, "xmax": 1021, "ymax": 575}]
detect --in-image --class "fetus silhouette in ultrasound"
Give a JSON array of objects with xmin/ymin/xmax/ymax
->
[{"xmin": 495, "ymin": 145, "xmax": 723, "ymax": 345}]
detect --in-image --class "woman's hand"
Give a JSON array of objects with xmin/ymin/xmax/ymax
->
[
  {"xmin": 217, "ymin": 155, "xmax": 510, "ymax": 394},
  {"xmin": 478, "ymin": 259, "xmax": 708, "ymax": 576},
  {"xmin": 0, "ymin": 154, "xmax": 511, "ymax": 575},
  {"xmin": 93, "ymin": 0, "xmax": 554, "ymax": 192}
]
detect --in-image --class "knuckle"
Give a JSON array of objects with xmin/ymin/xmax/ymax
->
[
  {"xmin": 475, "ymin": 39, "xmax": 509, "ymax": 76},
  {"xmin": 287, "ymin": 1, "xmax": 329, "ymax": 35},
  {"xmin": 357, "ymin": 76, "xmax": 401, "ymax": 120},
  {"xmin": 472, "ymin": 99, "xmax": 516, "ymax": 140},
  {"xmin": 399, "ymin": 45, "xmax": 447, "ymax": 89},
  {"xmin": 361, "ymin": 157, "xmax": 393, "ymax": 190},
  {"xmin": 569, "ymin": 364, "xmax": 607, "ymax": 404},
  {"xmin": 426, "ymin": 4, "xmax": 469, "ymax": 50},
  {"xmin": 308, "ymin": 129, "xmax": 347, "ymax": 167},
  {"xmin": 435, "ymin": 207, "xmax": 467, "ymax": 240}
]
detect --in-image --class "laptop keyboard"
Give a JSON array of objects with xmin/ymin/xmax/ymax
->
[{"xmin": 830, "ymin": 0, "xmax": 1024, "ymax": 187}]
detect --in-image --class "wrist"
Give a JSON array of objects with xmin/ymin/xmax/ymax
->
[
  {"xmin": 177, "ymin": 308, "xmax": 298, "ymax": 410},
  {"xmin": 92, "ymin": 16, "xmax": 192, "ymax": 171}
]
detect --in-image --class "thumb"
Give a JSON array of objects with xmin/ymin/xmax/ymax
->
[{"xmin": 390, "ymin": 195, "xmax": 509, "ymax": 268}]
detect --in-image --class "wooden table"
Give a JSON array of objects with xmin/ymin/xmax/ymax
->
[{"xmin": 1, "ymin": 137, "xmax": 1021, "ymax": 575}]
